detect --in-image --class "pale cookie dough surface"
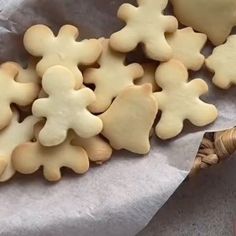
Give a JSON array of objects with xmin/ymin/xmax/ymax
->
[
  {"xmin": 2, "ymin": 60, "xmax": 40, "ymax": 84},
  {"xmin": 72, "ymin": 135, "xmax": 112, "ymax": 164},
  {"xmin": 32, "ymin": 65, "xmax": 103, "ymax": 147},
  {"xmin": 0, "ymin": 111, "xmax": 38, "ymax": 182},
  {"xmin": 154, "ymin": 60, "xmax": 218, "ymax": 140},
  {"xmin": 171, "ymin": 0, "xmax": 236, "ymax": 45},
  {"xmin": 100, "ymin": 84, "xmax": 158, "ymax": 154},
  {"xmin": 110, "ymin": 0, "xmax": 178, "ymax": 61},
  {"xmin": 135, "ymin": 63, "xmax": 159, "ymax": 92},
  {"xmin": 0, "ymin": 63, "xmax": 39, "ymax": 130},
  {"xmin": 83, "ymin": 38, "xmax": 144, "ymax": 113},
  {"xmin": 12, "ymin": 124, "xmax": 89, "ymax": 182},
  {"xmin": 166, "ymin": 27, "xmax": 207, "ymax": 71},
  {"xmin": 24, "ymin": 24, "xmax": 102, "ymax": 88},
  {"xmin": 206, "ymin": 35, "xmax": 236, "ymax": 89}
]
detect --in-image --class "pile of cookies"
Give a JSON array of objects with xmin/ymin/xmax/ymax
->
[{"xmin": 2, "ymin": 0, "xmax": 236, "ymax": 182}]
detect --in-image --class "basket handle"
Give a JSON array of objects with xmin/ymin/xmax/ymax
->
[{"xmin": 190, "ymin": 128, "xmax": 236, "ymax": 176}]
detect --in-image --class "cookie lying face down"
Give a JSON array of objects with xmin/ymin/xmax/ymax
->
[
  {"xmin": 100, "ymin": 84, "xmax": 158, "ymax": 155},
  {"xmin": 12, "ymin": 123, "xmax": 90, "ymax": 182}
]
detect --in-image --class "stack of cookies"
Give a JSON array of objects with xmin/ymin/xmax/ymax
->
[{"xmin": 2, "ymin": 0, "xmax": 235, "ymax": 182}]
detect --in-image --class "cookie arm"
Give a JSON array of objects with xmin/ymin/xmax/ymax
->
[
  {"xmin": 187, "ymin": 79, "xmax": 208, "ymax": 96},
  {"xmin": 75, "ymin": 88, "xmax": 96, "ymax": 107},
  {"xmin": 73, "ymin": 111, "xmax": 103, "ymax": 138},
  {"xmin": 12, "ymin": 82, "xmax": 39, "ymax": 106},
  {"xmin": 187, "ymin": 100, "xmax": 218, "ymax": 127},
  {"xmin": 126, "ymin": 63, "xmax": 144, "ymax": 79},
  {"xmin": 164, "ymin": 15, "xmax": 178, "ymax": 33},
  {"xmin": 110, "ymin": 27, "xmax": 139, "ymax": 53},
  {"xmin": 76, "ymin": 39, "xmax": 102, "ymax": 65},
  {"xmin": 32, "ymin": 98, "xmax": 50, "ymax": 118}
]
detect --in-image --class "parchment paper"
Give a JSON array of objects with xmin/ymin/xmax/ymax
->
[{"xmin": 0, "ymin": 1, "xmax": 236, "ymax": 236}]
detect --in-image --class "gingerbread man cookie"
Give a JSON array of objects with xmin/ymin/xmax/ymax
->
[
  {"xmin": 12, "ymin": 123, "xmax": 89, "ymax": 182},
  {"xmin": 83, "ymin": 38, "xmax": 144, "ymax": 113},
  {"xmin": 154, "ymin": 60, "xmax": 218, "ymax": 140},
  {"xmin": 32, "ymin": 65, "xmax": 103, "ymax": 147},
  {"xmin": 100, "ymin": 84, "xmax": 158, "ymax": 154},
  {"xmin": 0, "ymin": 63, "xmax": 39, "ymax": 130},
  {"xmin": 72, "ymin": 135, "xmax": 112, "ymax": 164},
  {"xmin": 24, "ymin": 24, "xmax": 102, "ymax": 88},
  {"xmin": 171, "ymin": 0, "xmax": 236, "ymax": 45},
  {"xmin": 0, "ymin": 110, "xmax": 38, "ymax": 182},
  {"xmin": 166, "ymin": 27, "xmax": 207, "ymax": 71},
  {"xmin": 135, "ymin": 63, "xmax": 159, "ymax": 92},
  {"xmin": 206, "ymin": 35, "xmax": 236, "ymax": 89},
  {"xmin": 110, "ymin": 0, "xmax": 178, "ymax": 61}
]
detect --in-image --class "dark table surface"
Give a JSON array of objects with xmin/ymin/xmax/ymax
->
[{"xmin": 138, "ymin": 154, "xmax": 236, "ymax": 236}]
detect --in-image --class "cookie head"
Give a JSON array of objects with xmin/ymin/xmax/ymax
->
[
  {"xmin": 24, "ymin": 24, "xmax": 54, "ymax": 56},
  {"xmin": 42, "ymin": 65, "xmax": 76, "ymax": 95}
]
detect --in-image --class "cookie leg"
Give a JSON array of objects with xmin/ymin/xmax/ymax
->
[
  {"xmin": 110, "ymin": 28, "xmax": 139, "ymax": 53},
  {"xmin": 188, "ymin": 102, "xmax": 218, "ymax": 127},
  {"xmin": 38, "ymin": 120, "xmax": 67, "ymax": 146},
  {"xmin": 155, "ymin": 112, "xmax": 183, "ymax": 140},
  {"xmin": 73, "ymin": 112, "xmax": 103, "ymax": 138}
]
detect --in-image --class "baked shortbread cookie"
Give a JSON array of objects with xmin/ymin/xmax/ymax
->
[
  {"xmin": 171, "ymin": 0, "xmax": 236, "ymax": 45},
  {"xmin": 24, "ymin": 24, "xmax": 102, "ymax": 88},
  {"xmin": 110, "ymin": 0, "xmax": 178, "ymax": 61},
  {"xmin": 154, "ymin": 60, "xmax": 218, "ymax": 140},
  {"xmin": 83, "ymin": 38, "xmax": 144, "ymax": 113},
  {"xmin": 0, "ymin": 62, "xmax": 39, "ymax": 130},
  {"xmin": 166, "ymin": 27, "xmax": 207, "ymax": 71},
  {"xmin": 32, "ymin": 66, "xmax": 103, "ymax": 147},
  {"xmin": 12, "ymin": 123, "xmax": 89, "ymax": 182},
  {"xmin": 100, "ymin": 84, "xmax": 158, "ymax": 154},
  {"xmin": 206, "ymin": 35, "xmax": 236, "ymax": 89},
  {"xmin": 0, "ymin": 110, "xmax": 38, "ymax": 182}
]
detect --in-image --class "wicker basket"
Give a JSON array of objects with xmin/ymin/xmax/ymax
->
[{"xmin": 190, "ymin": 127, "xmax": 236, "ymax": 176}]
